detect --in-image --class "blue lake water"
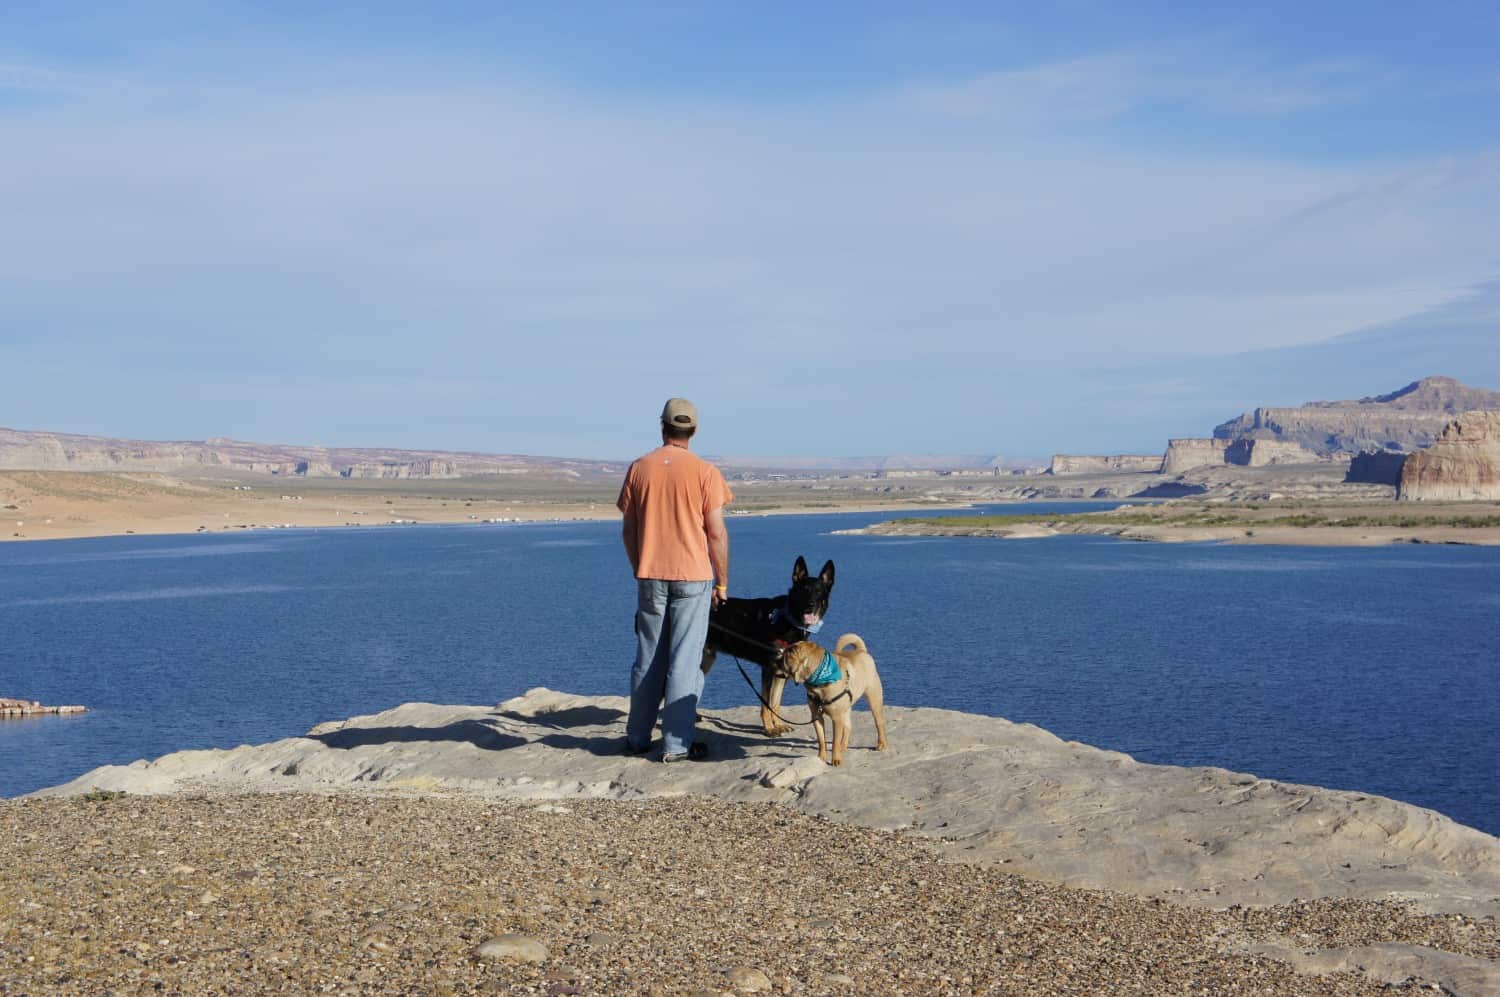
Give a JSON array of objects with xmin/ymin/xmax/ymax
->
[{"xmin": 1, "ymin": 503, "xmax": 1497, "ymax": 835}]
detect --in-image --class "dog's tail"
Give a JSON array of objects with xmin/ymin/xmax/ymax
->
[{"xmin": 835, "ymin": 633, "xmax": 866, "ymax": 655}]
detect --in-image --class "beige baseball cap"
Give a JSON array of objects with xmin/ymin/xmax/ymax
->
[{"xmin": 661, "ymin": 397, "xmax": 698, "ymax": 429}]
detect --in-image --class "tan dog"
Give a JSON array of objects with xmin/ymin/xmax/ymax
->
[{"xmin": 782, "ymin": 634, "xmax": 888, "ymax": 766}]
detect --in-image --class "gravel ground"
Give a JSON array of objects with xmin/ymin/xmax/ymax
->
[{"xmin": 1, "ymin": 794, "xmax": 1492, "ymax": 995}]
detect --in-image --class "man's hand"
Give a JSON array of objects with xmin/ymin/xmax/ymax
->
[{"xmin": 713, "ymin": 585, "xmax": 728, "ymax": 609}]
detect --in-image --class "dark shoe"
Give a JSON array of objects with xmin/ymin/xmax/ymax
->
[
  {"xmin": 621, "ymin": 738, "xmax": 650, "ymax": 756},
  {"xmin": 661, "ymin": 741, "xmax": 709, "ymax": 763}
]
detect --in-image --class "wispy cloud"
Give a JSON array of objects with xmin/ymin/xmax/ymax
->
[
  {"xmin": 901, "ymin": 45, "xmax": 1382, "ymax": 122},
  {"xmin": 0, "ymin": 62, "xmax": 83, "ymax": 95},
  {"xmin": 0, "ymin": 60, "xmax": 144, "ymax": 101},
  {"xmin": 0, "ymin": 26, "xmax": 1493, "ymax": 456}
]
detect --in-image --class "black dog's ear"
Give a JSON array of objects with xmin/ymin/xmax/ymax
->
[
  {"xmin": 792, "ymin": 555, "xmax": 808, "ymax": 582},
  {"xmin": 819, "ymin": 560, "xmax": 835, "ymax": 589}
]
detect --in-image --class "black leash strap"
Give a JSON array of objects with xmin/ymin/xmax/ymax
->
[
  {"xmin": 707, "ymin": 619, "xmax": 820, "ymax": 729},
  {"xmin": 707, "ymin": 619, "xmax": 784, "ymax": 656},
  {"xmin": 727, "ymin": 652, "xmax": 819, "ymax": 729},
  {"xmin": 807, "ymin": 684, "xmax": 852, "ymax": 707}
]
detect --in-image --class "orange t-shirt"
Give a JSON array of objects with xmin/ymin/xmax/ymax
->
[{"xmin": 617, "ymin": 444, "xmax": 733, "ymax": 581}]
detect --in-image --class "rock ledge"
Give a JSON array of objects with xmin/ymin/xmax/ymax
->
[
  {"xmin": 1, "ymin": 697, "xmax": 86, "ymax": 718},
  {"xmin": 30, "ymin": 688, "xmax": 1500, "ymax": 921}
]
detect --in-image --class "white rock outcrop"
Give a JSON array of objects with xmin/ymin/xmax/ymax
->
[{"xmin": 32, "ymin": 689, "xmax": 1500, "ymax": 920}]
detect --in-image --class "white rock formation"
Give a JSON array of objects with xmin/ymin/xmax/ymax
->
[
  {"xmin": 1161, "ymin": 438, "xmax": 1230, "ymax": 474},
  {"xmin": 32, "ymin": 689, "xmax": 1499, "ymax": 921}
]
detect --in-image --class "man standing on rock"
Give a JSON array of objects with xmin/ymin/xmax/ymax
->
[{"xmin": 617, "ymin": 398, "xmax": 732, "ymax": 762}]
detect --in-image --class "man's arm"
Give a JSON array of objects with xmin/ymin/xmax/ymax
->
[
  {"xmin": 704, "ymin": 505, "xmax": 729, "ymax": 607},
  {"xmin": 621, "ymin": 511, "xmax": 640, "ymax": 575},
  {"xmin": 617, "ymin": 467, "xmax": 640, "ymax": 575}
]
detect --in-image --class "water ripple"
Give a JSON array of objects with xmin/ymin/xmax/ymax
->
[{"xmin": 8, "ymin": 584, "xmax": 299, "ymax": 607}]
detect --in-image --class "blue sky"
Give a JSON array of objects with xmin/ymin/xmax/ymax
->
[{"xmin": 2, "ymin": 3, "xmax": 1497, "ymax": 459}]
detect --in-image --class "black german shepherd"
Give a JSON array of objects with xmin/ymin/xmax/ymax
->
[{"xmin": 702, "ymin": 555, "xmax": 835, "ymax": 736}]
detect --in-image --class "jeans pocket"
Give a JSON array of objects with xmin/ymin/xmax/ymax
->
[{"xmin": 668, "ymin": 580, "xmax": 711, "ymax": 599}]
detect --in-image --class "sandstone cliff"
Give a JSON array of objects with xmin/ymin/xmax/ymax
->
[
  {"xmin": 342, "ymin": 458, "xmax": 460, "ymax": 479},
  {"xmin": 1048, "ymin": 454, "xmax": 1162, "ymax": 475},
  {"xmin": 1161, "ymin": 438, "xmax": 1228, "ymax": 474},
  {"xmin": 1398, "ymin": 410, "xmax": 1500, "ymax": 501},
  {"xmin": 1223, "ymin": 438, "xmax": 1320, "ymax": 467},
  {"xmin": 1214, "ymin": 376, "xmax": 1500, "ymax": 455}
]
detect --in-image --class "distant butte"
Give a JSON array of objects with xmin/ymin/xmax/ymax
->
[{"xmin": 1212, "ymin": 375, "xmax": 1500, "ymax": 455}]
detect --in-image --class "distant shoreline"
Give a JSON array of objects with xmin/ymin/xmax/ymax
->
[
  {"xmin": 0, "ymin": 468, "xmax": 980, "ymax": 544},
  {"xmin": 851, "ymin": 503, "xmax": 1500, "ymax": 547}
]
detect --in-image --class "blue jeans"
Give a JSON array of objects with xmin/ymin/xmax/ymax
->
[{"xmin": 627, "ymin": 578, "xmax": 713, "ymax": 757}]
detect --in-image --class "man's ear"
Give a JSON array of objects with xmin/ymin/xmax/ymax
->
[
  {"xmin": 792, "ymin": 555, "xmax": 808, "ymax": 583},
  {"xmin": 818, "ymin": 560, "xmax": 835, "ymax": 589}
]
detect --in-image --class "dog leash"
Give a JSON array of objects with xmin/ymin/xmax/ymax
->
[
  {"xmin": 707, "ymin": 619, "xmax": 823, "ymax": 729},
  {"xmin": 723, "ymin": 650, "xmax": 820, "ymax": 729},
  {"xmin": 706, "ymin": 619, "xmax": 785, "ymax": 657},
  {"xmin": 726, "ymin": 653, "xmax": 822, "ymax": 731}
]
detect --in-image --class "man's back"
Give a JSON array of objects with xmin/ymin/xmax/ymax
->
[{"xmin": 617, "ymin": 444, "xmax": 732, "ymax": 581}]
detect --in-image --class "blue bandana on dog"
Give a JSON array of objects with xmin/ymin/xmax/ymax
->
[{"xmin": 805, "ymin": 649, "xmax": 842, "ymax": 687}]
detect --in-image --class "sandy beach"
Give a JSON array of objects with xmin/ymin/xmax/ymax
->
[{"xmin": 0, "ymin": 470, "xmax": 969, "ymax": 544}]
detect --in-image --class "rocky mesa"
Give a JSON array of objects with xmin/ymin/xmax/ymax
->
[
  {"xmin": 1049, "ymin": 454, "xmax": 1162, "ymax": 474},
  {"xmin": 1049, "ymin": 376, "xmax": 1499, "ymax": 487},
  {"xmin": 1214, "ymin": 376, "xmax": 1500, "ymax": 455}
]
